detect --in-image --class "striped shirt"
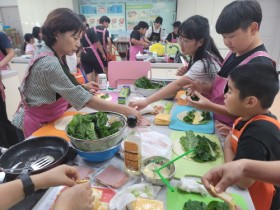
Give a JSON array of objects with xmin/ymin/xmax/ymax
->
[{"xmin": 12, "ymin": 44, "xmax": 92, "ymax": 129}]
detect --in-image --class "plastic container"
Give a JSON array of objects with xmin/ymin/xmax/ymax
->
[
  {"xmin": 98, "ymin": 73, "xmax": 107, "ymax": 90},
  {"xmin": 123, "ymin": 115, "xmax": 142, "ymax": 176}
]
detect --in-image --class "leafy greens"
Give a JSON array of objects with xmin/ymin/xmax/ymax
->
[
  {"xmin": 179, "ymin": 131, "xmax": 219, "ymax": 162},
  {"xmin": 183, "ymin": 110, "xmax": 211, "ymax": 124},
  {"xmin": 135, "ymin": 76, "xmax": 163, "ymax": 89},
  {"xmin": 183, "ymin": 200, "xmax": 230, "ymax": 210},
  {"xmin": 67, "ymin": 112, "xmax": 122, "ymax": 140}
]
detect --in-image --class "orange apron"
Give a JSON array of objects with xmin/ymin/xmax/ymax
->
[{"xmin": 230, "ymin": 115, "xmax": 280, "ymax": 210}]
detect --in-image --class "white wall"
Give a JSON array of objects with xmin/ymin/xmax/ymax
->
[
  {"xmin": 17, "ymin": 0, "xmax": 75, "ymax": 35},
  {"xmin": 177, "ymin": 0, "xmax": 280, "ymax": 68},
  {"xmin": 0, "ymin": 0, "xmax": 17, "ymax": 7}
]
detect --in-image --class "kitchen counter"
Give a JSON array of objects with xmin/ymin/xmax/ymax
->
[{"xmin": 11, "ymin": 55, "xmax": 31, "ymax": 64}]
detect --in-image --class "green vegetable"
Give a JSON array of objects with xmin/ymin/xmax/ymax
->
[
  {"xmin": 183, "ymin": 200, "xmax": 206, "ymax": 210},
  {"xmin": 67, "ymin": 112, "xmax": 123, "ymax": 140},
  {"xmin": 191, "ymin": 95, "xmax": 200, "ymax": 101},
  {"xmin": 100, "ymin": 93, "xmax": 109, "ymax": 99},
  {"xmin": 192, "ymin": 135, "xmax": 219, "ymax": 162},
  {"xmin": 131, "ymin": 190, "xmax": 141, "ymax": 197},
  {"xmin": 207, "ymin": 201, "xmax": 230, "ymax": 210},
  {"xmin": 179, "ymin": 131, "xmax": 219, "ymax": 163},
  {"xmin": 67, "ymin": 114, "xmax": 97, "ymax": 140},
  {"xmin": 183, "ymin": 110, "xmax": 195, "ymax": 123},
  {"xmin": 183, "ymin": 200, "xmax": 230, "ymax": 210},
  {"xmin": 135, "ymin": 76, "xmax": 163, "ymax": 89},
  {"xmin": 179, "ymin": 130, "xmax": 198, "ymax": 152},
  {"xmin": 182, "ymin": 110, "xmax": 212, "ymax": 124}
]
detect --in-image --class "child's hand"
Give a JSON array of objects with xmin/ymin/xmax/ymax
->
[
  {"xmin": 176, "ymin": 66, "xmax": 188, "ymax": 76},
  {"xmin": 185, "ymin": 91, "xmax": 212, "ymax": 111}
]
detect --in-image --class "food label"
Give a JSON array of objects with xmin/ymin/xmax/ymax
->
[{"xmin": 124, "ymin": 141, "xmax": 140, "ymax": 171}]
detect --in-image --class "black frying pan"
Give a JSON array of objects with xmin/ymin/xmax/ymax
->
[{"xmin": 0, "ymin": 136, "xmax": 69, "ymax": 180}]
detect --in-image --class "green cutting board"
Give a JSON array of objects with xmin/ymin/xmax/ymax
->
[
  {"xmin": 171, "ymin": 131, "xmax": 224, "ymax": 178},
  {"xmin": 167, "ymin": 188, "xmax": 248, "ymax": 210}
]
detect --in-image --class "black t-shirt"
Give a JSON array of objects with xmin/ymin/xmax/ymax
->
[
  {"xmin": 166, "ymin": 32, "xmax": 178, "ymax": 42},
  {"xmin": 81, "ymin": 29, "xmax": 99, "ymax": 62},
  {"xmin": 95, "ymin": 25, "xmax": 109, "ymax": 45},
  {"xmin": 130, "ymin": 30, "xmax": 141, "ymax": 46},
  {"xmin": 218, "ymin": 44, "xmax": 274, "ymax": 78},
  {"xmin": 233, "ymin": 113, "xmax": 280, "ymax": 210}
]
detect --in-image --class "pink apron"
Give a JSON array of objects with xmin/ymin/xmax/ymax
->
[
  {"xmin": 0, "ymin": 51, "xmax": 10, "ymax": 70},
  {"xmin": 84, "ymin": 33, "xmax": 104, "ymax": 70},
  {"xmin": 20, "ymin": 52, "xmax": 69, "ymax": 137},
  {"xmin": 93, "ymin": 26, "xmax": 107, "ymax": 50},
  {"xmin": 170, "ymin": 33, "xmax": 177, "ymax": 43},
  {"xmin": 210, "ymin": 51, "xmax": 273, "ymax": 126},
  {"xmin": 129, "ymin": 37, "xmax": 144, "ymax": 61}
]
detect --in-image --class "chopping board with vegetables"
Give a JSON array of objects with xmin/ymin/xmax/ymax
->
[
  {"xmin": 167, "ymin": 188, "xmax": 248, "ymax": 210},
  {"xmin": 171, "ymin": 131, "xmax": 224, "ymax": 178},
  {"xmin": 169, "ymin": 105, "xmax": 215, "ymax": 134}
]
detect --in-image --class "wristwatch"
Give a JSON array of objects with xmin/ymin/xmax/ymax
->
[{"xmin": 18, "ymin": 174, "xmax": 35, "ymax": 197}]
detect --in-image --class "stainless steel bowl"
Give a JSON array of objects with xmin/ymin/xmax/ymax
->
[
  {"xmin": 66, "ymin": 112, "xmax": 127, "ymax": 151},
  {"xmin": 141, "ymin": 156, "xmax": 176, "ymax": 185}
]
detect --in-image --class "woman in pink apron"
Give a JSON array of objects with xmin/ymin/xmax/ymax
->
[
  {"xmin": 165, "ymin": 21, "xmax": 181, "ymax": 43},
  {"xmin": 0, "ymin": 31, "xmax": 14, "ymax": 70},
  {"xmin": 12, "ymin": 8, "xmax": 141, "ymax": 139},
  {"xmin": 128, "ymin": 21, "xmax": 150, "ymax": 61}
]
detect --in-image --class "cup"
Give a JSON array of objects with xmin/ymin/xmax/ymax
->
[{"xmin": 98, "ymin": 73, "xmax": 107, "ymax": 90}]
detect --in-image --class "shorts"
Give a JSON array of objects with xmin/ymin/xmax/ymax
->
[{"xmin": 81, "ymin": 51, "xmax": 107, "ymax": 75}]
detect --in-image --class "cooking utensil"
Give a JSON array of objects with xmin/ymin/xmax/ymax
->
[
  {"xmin": 0, "ymin": 136, "xmax": 69, "ymax": 180},
  {"xmin": 30, "ymin": 156, "xmax": 55, "ymax": 171},
  {"xmin": 141, "ymin": 156, "xmax": 175, "ymax": 187},
  {"xmin": 154, "ymin": 150, "xmax": 194, "ymax": 192}
]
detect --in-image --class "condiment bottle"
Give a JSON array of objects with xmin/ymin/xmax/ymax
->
[
  {"xmin": 98, "ymin": 73, "xmax": 107, "ymax": 90},
  {"xmin": 124, "ymin": 115, "xmax": 142, "ymax": 176}
]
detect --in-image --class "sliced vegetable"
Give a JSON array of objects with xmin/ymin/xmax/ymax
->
[{"xmin": 182, "ymin": 110, "xmax": 211, "ymax": 125}]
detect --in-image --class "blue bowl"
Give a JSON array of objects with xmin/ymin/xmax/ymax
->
[{"xmin": 72, "ymin": 142, "xmax": 121, "ymax": 163}]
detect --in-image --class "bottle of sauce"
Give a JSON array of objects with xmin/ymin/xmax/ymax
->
[{"xmin": 124, "ymin": 115, "xmax": 141, "ymax": 176}]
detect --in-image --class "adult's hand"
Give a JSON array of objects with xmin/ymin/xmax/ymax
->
[
  {"xmin": 53, "ymin": 182, "xmax": 94, "ymax": 210},
  {"xmin": 83, "ymin": 81, "xmax": 99, "ymax": 93}
]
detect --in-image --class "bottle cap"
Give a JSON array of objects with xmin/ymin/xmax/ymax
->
[{"xmin": 127, "ymin": 115, "xmax": 137, "ymax": 128}]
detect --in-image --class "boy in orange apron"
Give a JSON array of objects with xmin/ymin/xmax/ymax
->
[{"xmin": 223, "ymin": 63, "xmax": 280, "ymax": 210}]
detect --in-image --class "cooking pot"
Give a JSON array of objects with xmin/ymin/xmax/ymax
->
[{"xmin": 0, "ymin": 136, "xmax": 69, "ymax": 180}]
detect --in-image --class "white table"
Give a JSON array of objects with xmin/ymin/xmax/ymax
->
[{"xmin": 32, "ymin": 103, "xmax": 255, "ymax": 210}]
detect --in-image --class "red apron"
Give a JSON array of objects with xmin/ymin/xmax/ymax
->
[
  {"xmin": 230, "ymin": 115, "xmax": 280, "ymax": 210},
  {"xmin": 129, "ymin": 37, "xmax": 144, "ymax": 61},
  {"xmin": 210, "ymin": 51, "xmax": 273, "ymax": 126},
  {"xmin": 83, "ymin": 33, "xmax": 104, "ymax": 70},
  {"xmin": 19, "ymin": 52, "xmax": 69, "ymax": 138},
  {"xmin": 0, "ymin": 51, "xmax": 10, "ymax": 70}
]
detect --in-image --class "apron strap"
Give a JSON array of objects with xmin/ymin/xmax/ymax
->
[
  {"xmin": 19, "ymin": 51, "xmax": 54, "ymax": 106},
  {"xmin": 84, "ymin": 33, "xmax": 105, "ymax": 70}
]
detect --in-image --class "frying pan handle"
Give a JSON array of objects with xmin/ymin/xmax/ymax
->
[{"xmin": 0, "ymin": 147, "xmax": 8, "ymax": 154}]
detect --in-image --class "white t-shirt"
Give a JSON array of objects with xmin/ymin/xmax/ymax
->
[
  {"xmin": 145, "ymin": 24, "xmax": 161, "ymax": 39},
  {"xmin": 25, "ymin": 43, "xmax": 35, "ymax": 54},
  {"xmin": 185, "ymin": 59, "xmax": 221, "ymax": 84}
]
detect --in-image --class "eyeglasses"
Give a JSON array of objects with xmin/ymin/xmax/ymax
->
[{"xmin": 178, "ymin": 36, "xmax": 195, "ymax": 44}]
